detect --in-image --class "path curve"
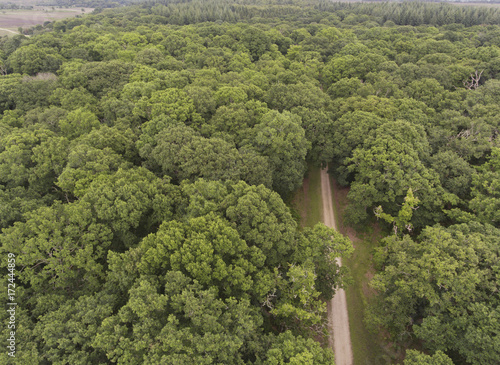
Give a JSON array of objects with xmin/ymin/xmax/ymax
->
[
  {"xmin": 0, "ymin": 28, "xmax": 20, "ymax": 35},
  {"xmin": 321, "ymin": 168, "xmax": 353, "ymax": 365}
]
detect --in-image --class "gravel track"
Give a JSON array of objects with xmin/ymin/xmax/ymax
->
[{"xmin": 321, "ymin": 168, "xmax": 353, "ymax": 365}]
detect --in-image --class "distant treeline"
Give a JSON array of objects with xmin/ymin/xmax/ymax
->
[
  {"xmin": 0, "ymin": 3, "xmax": 34, "ymax": 10},
  {"xmin": 128, "ymin": 0, "xmax": 500, "ymax": 26},
  {"xmin": 36, "ymin": 0, "xmax": 137, "ymax": 8},
  {"xmin": 320, "ymin": 1, "xmax": 500, "ymax": 26}
]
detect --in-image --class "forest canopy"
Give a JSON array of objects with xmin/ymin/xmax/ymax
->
[{"xmin": 0, "ymin": 0, "xmax": 499, "ymax": 364}]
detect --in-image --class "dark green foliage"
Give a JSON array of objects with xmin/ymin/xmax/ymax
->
[
  {"xmin": 1, "ymin": 0, "xmax": 500, "ymax": 363},
  {"xmin": 470, "ymin": 147, "xmax": 500, "ymax": 227},
  {"xmin": 245, "ymin": 110, "xmax": 310, "ymax": 197},
  {"xmin": 369, "ymin": 222, "xmax": 500, "ymax": 364},
  {"xmin": 10, "ymin": 75, "xmax": 58, "ymax": 112},
  {"xmin": 0, "ymin": 201, "xmax": 113, "ymax": 297}
]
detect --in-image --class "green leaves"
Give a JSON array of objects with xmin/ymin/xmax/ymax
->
[
  {"xmin": 137, "ymin": 213, "xmax": 263, "ymax": 298},
  {"xmin": 4, "ymin": 4, "xmax": 500, "ymax": 364},
  {"xmin": 79, "ymin": 167, "xmax": 177, "ymax": 247},
  {"xmin": 374, "ymin": 188, "xmax": 420, "ymax": 235},
  {"xmin": 368, "ymin": 222, "xmax": 500, "ymax": 364},
  {"xmin": 7, "ymin": 44, "xmax": 63, "ymax": 75},
  {"xmin": 345, "ymin": 127, "xmax": 455, "ymax": 228},
  {"xmin": 94, "ymin": 273, "xmax": 263, "ymax": 365},
  {"xmin": 133, "ymin": 88, "xmax": 203, "ymax": 125},
  {"xmin": 404, "ymin": 350, "xmax": 454, "ymax": 365},
  {"xmin": 0, "ymin": 201, "xmax": 112, "ymax": 296},
  {"xmin": 265, "ymin": 331, "xmax": 335, "ymax": 365},
  {"xmin": 59, "ymin": 108, "xmax": 100, "ymax": 140},
  {"xmin": 33, "ymin": 292, "xmax": 114, "ymax": 365},
  {"xmin": 470, "ymin": 147, "xmax": 500, "ymax": 227},
  {"xmin": 248, "ymin": 110, "xmax": 310, "ymax": 196}
]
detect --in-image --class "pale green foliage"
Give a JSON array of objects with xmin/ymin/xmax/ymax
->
[
  {"xmin": 203, "ymin": 100, "xmax": 269, "ymax": 145},
  {"xmin": 214, "ymin": 85, "xmax": 248, "ymax": 106},
  {"xmin": 132, "ymin": 212, "xmax": 270, "ymax": 299},
  {"xmin": 33, "ymin": 292, "xmax": 114, "ymax": 364},
  {"xmin": 0, "ymin": 127, "xmax": 56, "ymax": 188},
  {"xmin": 265, "ymin": 331, "xmax": 335, "ymax": 364},
  {"xmin": 374, "ymin": 188, "xmax": 420, "ymax": 235},
  {"xmin": 404, "ymin": 350, "xmax": 454, "ymax": 365},
  {"xmin": 142, "ymin": 123, "xmax": 273, "ymax": 187},
  {"xmin": 7, "ymin": 44, "xmax": 63, "ymax": 75},
  {"xmin": 345, "ymin": 130, "xmax": 456, "ymax": 228},
  {"xmin": 133, "ymin": 88, "xmax": 203, "ymax": 125},
  {"xmin": 57, "ymin": 144, "xmax": 130, "ymax": 197}
]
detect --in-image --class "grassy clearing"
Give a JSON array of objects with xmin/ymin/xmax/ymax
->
[
  {"xmin": 293, "ymin": 167, "xmax": 393, "ymax": 364},
  {"xmin": 344, "ymin": 236, "xmax": 390, "ymax": 365},
  {"xmin": 329, "ymin": 177, "xmax": 392, "ymax": 365},
  {"xmin": 0, "ymin": 29, "xmax": 18, "ymax": 37},
  {"xmin": 290, "ymin": 164, "xmax": 323, "ymax": 228}
]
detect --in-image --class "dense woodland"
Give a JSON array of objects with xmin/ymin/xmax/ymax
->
[{"xmin": 0, "ymin": 0, "xmax": 499, "ymax": 364}]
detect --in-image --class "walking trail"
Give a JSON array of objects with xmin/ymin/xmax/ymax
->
[
  {"xmin": 320, "ymin": 168, "xmax": 353, "ymax": 365},
  {"xmin": 0, "ymin": 28, "xmax": 20, "ymax": 35}
]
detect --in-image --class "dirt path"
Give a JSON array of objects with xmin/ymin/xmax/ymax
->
[
  {"xmin": 0, "ymin": 28, "xmax": 20, "ymax": 35},
  {"xmin": 321, "ymin": 168, "xmax": 353, "ymax": 365}
]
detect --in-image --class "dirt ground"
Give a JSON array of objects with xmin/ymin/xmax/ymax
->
[
  {"xmin": 321, "ymin": 168, "xmax": 354, "ymax": 365},
  {"xmin": 0, "ymin": 7, "xmax": 93, "ymax": 33}
]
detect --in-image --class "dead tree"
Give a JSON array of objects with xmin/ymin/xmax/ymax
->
[{"xmin": 463, "ymin": 70, "xmax": 483, "ymax": 90}]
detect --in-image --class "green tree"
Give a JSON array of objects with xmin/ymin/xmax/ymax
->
[
  {"xmin": 202, "ymin": 100, "xmax": 269, "ymax": 146},
  {"xmin": 59, "ymin": 108, "xmax": 100, "ymax": 140},
  {"xmin": 246, "ymin": 110, "xmax": 310, "ymax": 196},
  {"xmin": 241, "ymin": 26, "xmax": 270, "ymax": 61},
  {"xmin": 7, "ymin": 44, "xmax": 63, "ymax": 75},
  {"xmin": 374, "ymin": 188, "xmax": 420, "ymax": 235},
  {"xmin": 94, "ymin": 273, "xmax": 263, "ymax": 364},
  {"xmin": 470, "ymin": 147, "xmax": 500, "ymax": 227},
  {"xmin": 118, "ymin": 213, "xmax": 271, "ymax": 300},
  {"xmin": 30, "ymin": 135, "xmax": 69, "ymax": 193},
  {"xmin": 0, "ymin": 127, "xmax": 55, "ymax": 188},
  {"xmin": 56, "ymin": 144, "xmax": 130, "ymax": 197},
  {"xmin": 404, "ymin": 350, "xmax": 454, "ymax": 365},
  {"xmin": 33, "ymin": 292, "xmax": 114, "ymax": 364},
  {"xmin": 429, "ymin": 150, "xmax": 474, "ymax": 199},
  {"xmin": 345, "ymin": 133, "xmax": 455, "ymax": 228},
  {"xmin": 265, "ymin": 331, "xmax": 335, "ymax": 365},
  {"xmin": 0, "ymin": 201, "xmax": 113, "ymax": 297},
  {"xmin": 329, "ymin": 111, "xmax": 387, "ymax": 184},
  {"xmin": 79, "ymin": 60, "xmax": 134, "ymax": 97},
  {"xmin": 79, "ymin": 167, "xmax": 177, "ymax": 248},
  {"xmin": 133, "ymin": 88, "xmax": 203, "ymax": 125},
  {"xmin": 10, "ymin": 75, "xmax": 58, "ymax": 112},
  {"xmin": 180, "ymin": 179, "xmax": 299, "ymax": 268},
  {"xmin": 368, "ymin": 222, "xmax": 500, "ymax": 364}
]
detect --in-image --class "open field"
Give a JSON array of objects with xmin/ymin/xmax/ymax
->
[{"xmin": 0, "ymin": 6, "xmax": 93, "ymax": 35}]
